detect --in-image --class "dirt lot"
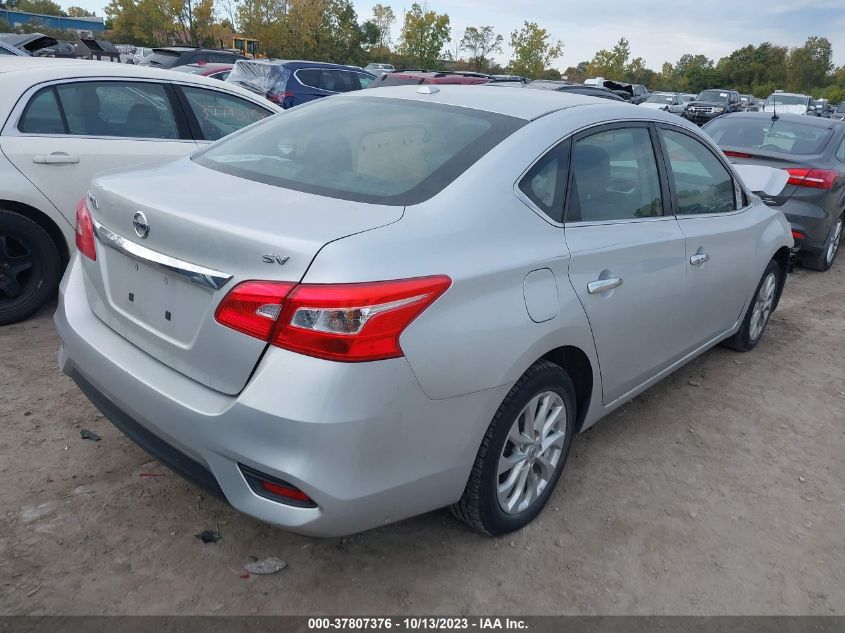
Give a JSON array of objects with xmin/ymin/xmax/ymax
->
[{"xmin": 1, "ymin": 260, "xmax": 844, "ymax": 616}]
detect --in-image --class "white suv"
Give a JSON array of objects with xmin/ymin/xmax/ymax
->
[{"xmin": 0, "ymin": 58, "xmax": 280, "ymax": 324}]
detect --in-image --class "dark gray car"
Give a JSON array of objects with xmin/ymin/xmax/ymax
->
[{"xmin": 705, "ymin": 112, "xmax": 845, "ymax": 271}]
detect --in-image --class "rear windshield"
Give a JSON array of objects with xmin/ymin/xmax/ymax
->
[
  {"xmin": 697, "ymin": 90, "xmax": 730, "ymax": 102},
  {"xmin": 705, "ymin": 117, "xmax": 834, "ymax": 155},
  {"xmin": 765, "ymin": 94, "xmax": 807, "ymax": 107},
  {"xmin": 144, "ymin": 51, "xmax": 181, "ymax": 68},
  {"xmin": 194, "ymin": 96, "xmax": 524, "ymax": 205}
]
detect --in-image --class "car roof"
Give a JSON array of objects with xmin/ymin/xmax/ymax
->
[
  {"xmin": 769, "ymin": 92, "xmax": 810, "ymax": 98},
  {"xmin": 716, "ymin": 111, "xmax": 841, "ymax": 129},
  {"xmin": 0, "ymin": 57, "xmax": 282, "ymax": 113},
  {"xmin": 262, "ymin": 59, "xmax": 370, "ymax": 71},
  {"xmin": 352, "ymin": 84, "xmax": 642, "ymax": 120}
]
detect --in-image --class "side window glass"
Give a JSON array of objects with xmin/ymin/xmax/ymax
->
[
  {"xmin": 518, "ymin": 141, "xmax": 569, "ymax": 222},
  {"xmin": 180, "ymin": 86, "xmax": 272, "ymax": 140},
  {"xmin": 19, "ymin": 87, "xmax": 65, "ymax": 134},
  {"xmin": 358, "ymin": 73, "xmax": 374, "ymax": 88},
  {"xmin": 836, "ymin": 138, "xmax": 845, "ymax": 163},
  {"xmin": 660, "ymin": 128, "xmax": 737, "ymax": 215},
  {"xmin": 320, "ymin": 70, "xmax": 358, "ymax": 92},
  {"xmin": 296, "ymin": 69, "xmax": 321, "ymax": 89},
  {"xmin": 55, "ymin": 82, "xmax": 179, "ymax": 139},
  {"xmin": 569, "ymin": 127, "xmax": 662, "ymax": 222}
]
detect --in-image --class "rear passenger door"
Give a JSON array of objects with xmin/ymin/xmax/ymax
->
[
  {"xmin": 656, "ymin": 125, "xmax": 758, "ymax": 346},
  {"xmin": 292, "ymin": 68, "xmax": 326, "ymax": 104},
  {"xmin": 563, "ymin": 123, "xmax": 689, "ymax": 404},
  {"xmin": 0, "ymin": 79, "xmax": 196, "ymax": 226}
]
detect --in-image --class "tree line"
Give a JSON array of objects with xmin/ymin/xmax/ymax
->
[{"xmin": 3, "ymin": 0, "xmax": 843, "ymax": 102}]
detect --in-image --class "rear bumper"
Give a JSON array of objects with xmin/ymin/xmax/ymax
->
[
  {"xmin": 779, "ymin": 197, "xmax": 837, "ymax": 255},
  {"xmin": 56, "ymin": 255, "xmax": 508, "ymax": 536}
]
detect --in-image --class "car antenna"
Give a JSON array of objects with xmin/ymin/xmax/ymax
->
[{"xmin": 771, "ymin": 98, "xmax": 778, "ymax": 121}]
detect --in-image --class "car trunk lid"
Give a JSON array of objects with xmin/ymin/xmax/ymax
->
[
  {"xmin": 722, "ymin": 148, "xmax": 826, "ymax": 205},
  {"xmin": 83, "ymin": 158, "xmax": 403, "ymax": 395}
]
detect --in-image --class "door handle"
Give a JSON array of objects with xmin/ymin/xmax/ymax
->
[
  {"xmin": 33, "ymin": 153, "xmax": 80, "ymax": 164},
  {"xmin": 690, "ymin": 252, "xmax": 710, "ymax": 266},
  {"xmin": 587, "ymin": 277, "xmax": 623, "ymax": 294}
]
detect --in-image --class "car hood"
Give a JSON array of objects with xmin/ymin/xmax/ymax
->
[
  {"xmin": 688, "ymin": 100, "xmax": 728, "ymax": 108},
  {"xmin": 641, "ymin": 102, "xmax": 672, "ymax": 110}
]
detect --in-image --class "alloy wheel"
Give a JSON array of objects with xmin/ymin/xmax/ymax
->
[
  {"xmin": 0, "ymin": 233, "xmax": 36, "ymax": 302},
  {"xmin": 749, "ymin": 272, "xmax": 777, "ymax": 342},
  {"xmin": 497, "ymin": 390, "xmax": 567, "ymax": 515}
]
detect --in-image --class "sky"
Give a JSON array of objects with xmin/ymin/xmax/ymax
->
[{"xmin": 65, "ymin": 0, "xmax": 845, "ymax": 69}]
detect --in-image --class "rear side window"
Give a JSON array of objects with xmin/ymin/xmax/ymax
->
[
  {"xmin": 194, "ymin": 96, "xmax": 524, "ymax": 205},
  {"xmin": 568, "ymin": 127, "xmax": 663, "ymax": 222},
  {"xmin": 180, "ymin": 86, "xmax": 272, "ymax": 140},
  {"xmin": 296, "ymin": 68, "xmax": 321, "ymax": 88},
  {"xmin": 319, "ymin": 70, "xmax": 358, "ymax": 93},
  {"xmin": 54, "ymin": 81, "xmax": 179, "ymax": 139},
  {"xmin": 357, "ymin": 73, "xmax": 375, "ymax": 88},
  {"xmin": 660, "ymin": 129, "xmax": 737, "ymax": 215},
  {"xmin": 518, "ymin": 141, "xmax": 569, "ymax": 221},
  {"xmin": 705, "ymin": 117, "xmax": 833, "ymax": 155},
  {"xmin": 19, "ymin": 88, "xmax": 65, "ymax": 134}
]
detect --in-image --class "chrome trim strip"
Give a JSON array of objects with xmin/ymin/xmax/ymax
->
[{"xmin": 93, "ymin": 220, "xmax": 232, "ymax": 291}]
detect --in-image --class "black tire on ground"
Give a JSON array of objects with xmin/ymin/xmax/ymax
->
[
  {"xmin": 0, "ymin": 210, "xmax": 62, "ymax": 326},
  {"xmin": 800, "ymin": 213, "xmax": 843, "ymax": 272},
  {"xmin": 450, "ymin": 359, "xmax": 576, "ymax": 536},
  {"xmin": 723, "ymin": 259, "xmax": 780, "ymax": 352}
]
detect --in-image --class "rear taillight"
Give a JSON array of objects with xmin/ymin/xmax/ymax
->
[
  {"xmin": 792, "ymin": 229, "xmax": 806, "ymax": 240},
  {"xmin": 214, "ymin": 281, "xmax": 295, "ymax": 340},
  {"xmin": 75, "ymin": 196, "xmax": 96, "ymax": 261},
  {"xmin": 215, "ymin": 276, "xmax": 451, "ymax": 362},
  {"xmin": 785, "ymin": 168, "xmax": 838, "ymax": 190},
  {"xmin": 723, "ymin": 150, "xmax": 754, "ymax": 159},
  {"xmin": 267, "ymin": 91, "xmax": 294, "ymax": 105}
]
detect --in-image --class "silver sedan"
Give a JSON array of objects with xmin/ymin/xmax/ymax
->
[{"xmin": 55, "ymin": 86, "xmax": 793, "ymax": 536}]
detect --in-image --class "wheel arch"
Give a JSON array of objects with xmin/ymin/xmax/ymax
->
[
  {"xmin": 0, "ymin": 199, "xmax": 70, "ymax": 268},
  {"xmin": 540, "ymin": 345, "xmax": 594, "ymax": 433}
]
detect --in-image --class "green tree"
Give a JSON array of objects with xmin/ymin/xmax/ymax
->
[
  {"xmin": 508, "ymin": 21, "xmax": 563, "ymax": 78},
  {"xmin": 398, "ymin": 3, "xmax": 450, "ymax": 69},
  {"xmin": 370, "ymin": 3, "xmax": 394, "ymax": 50},
  {"xmin": 586, "ymin": 37, "xmax": 629, "ymax": 79},
  {"xmin": 787, "ymin": 36, "xmax": 833, "ymax": 93},
  {"xmin": 66, "ymin": 5, "xmax": 95, "ymax": 16},
  {"xmin": 460, "ymin": 25, "xmax": 502, "ymax": 72},
  {"xmin": 14, "ymin": 0, "xmax": 64, "ymax": 15}
]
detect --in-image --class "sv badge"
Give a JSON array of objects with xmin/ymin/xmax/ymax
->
[{"xmin": 262, "ymin": 254, "xmax": 290, "ymax": 265}]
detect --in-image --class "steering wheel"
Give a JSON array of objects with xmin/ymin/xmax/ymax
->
[{"xmin": 760, "ymin": 144, "xmax": 781, "ymax": 152}]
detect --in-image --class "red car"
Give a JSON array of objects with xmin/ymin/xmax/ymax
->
[{"xmin": 171, "ymin": 63, "xmax": 234, "ymax": 81}]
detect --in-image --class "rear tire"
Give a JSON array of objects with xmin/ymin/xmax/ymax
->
[
  {"xmin": 800, "ymin": 214, "xmax": 843, "ymax": 272},
  {"xmin": 0, "ymin": 210, "xmax": 61, "ymax": 326},
  {"xmin": 723, "ymin": 259, "xmax": 780, "ymax": 352},
  {"xmin": 450, "ymin": 360, "xmax": 576, "ymax": 536}
]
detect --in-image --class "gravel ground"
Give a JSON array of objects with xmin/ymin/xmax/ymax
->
[{"xmin": 1, "ymin": 260, "xmax": 844, "ymax": 615}]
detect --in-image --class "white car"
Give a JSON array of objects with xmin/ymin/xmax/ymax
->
[
  {"xmin": 762, "ymin": 92, "xmax": 816, "ymax": 116},
  {"xmin": 640, "ymin": 92, "xmax": 685, "ymax": 114},
  {"xmin": 0, "ymin": 58, "xmax": 281, "ymax": 325}
]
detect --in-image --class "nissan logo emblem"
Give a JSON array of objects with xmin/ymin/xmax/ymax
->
[{"xmin": 132, "ymin": 212, "xmax": 150, "ymax": 239}]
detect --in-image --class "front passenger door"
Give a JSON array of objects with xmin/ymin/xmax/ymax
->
[{"xmin": 564, "ymin": 124, "xmax": 689, "ymax": 404}]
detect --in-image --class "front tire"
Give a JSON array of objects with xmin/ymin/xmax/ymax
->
[
  {"xmin": 0, "ymin": 210, "xmax": 61, "ymax": 326},
  {"xmin": 451, "ymin": 360, "xmax": 576, "ymax": 536},
  {"xmin": 723, "ymin": 259, "xmax": 780, "ymax": 352}
]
